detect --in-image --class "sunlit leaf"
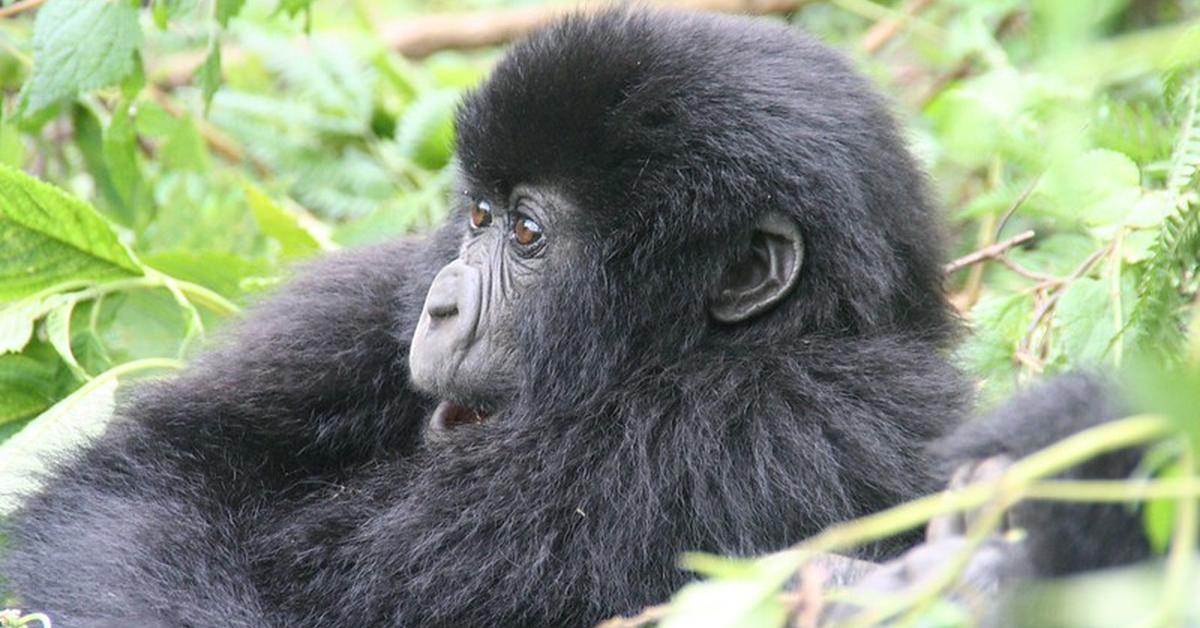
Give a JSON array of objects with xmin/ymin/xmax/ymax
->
[
  {"xmin": 0, "ymin": 165, "xmax": 143, "ymax": 302},
  {"xmin": 17, "ymin": 0, "xmax": 142, "ymax": 119}
]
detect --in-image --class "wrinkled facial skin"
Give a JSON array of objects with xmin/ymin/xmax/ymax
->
[{"xmin": 409, "ymin": 186, "xmax": 558, "ymax": 430}]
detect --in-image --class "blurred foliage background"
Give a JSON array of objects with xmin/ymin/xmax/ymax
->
[{"xmin": 0, "ymin": 0, "xmax": 1199, "ymax": 626}]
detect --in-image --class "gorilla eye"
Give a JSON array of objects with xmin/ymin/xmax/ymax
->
[
  {"xmin": 470, "ymin": 201, "xmax": 493, "ymax": 229},
  {"xmin": 513, "ymin": 214, "xmax": 543, "ymax": 246}
]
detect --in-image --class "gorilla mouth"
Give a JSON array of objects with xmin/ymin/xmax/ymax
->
[{"xmin": 432, "ymin": 400, "xmax": 491, "ymax": 430}]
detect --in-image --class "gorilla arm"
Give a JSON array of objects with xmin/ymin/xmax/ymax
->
[{"xmin": 0, "ymin": 226, "xmax": 456, "ymax": 623}]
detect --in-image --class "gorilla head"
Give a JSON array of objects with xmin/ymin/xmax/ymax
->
[{"xmin": 409, "ymin": 9, "xmax": 955, "ymax": 436}]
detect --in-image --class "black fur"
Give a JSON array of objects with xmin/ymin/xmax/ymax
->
[
  {"xmin": 938, "ymin": 373, "xmax": 1151, "ymax": 576},
  {"xmin": 3, "ymin": 9, "xmax": 971, "ymax": 626}
]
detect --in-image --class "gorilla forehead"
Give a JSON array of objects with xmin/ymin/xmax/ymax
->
[{"xmin": 455, "ymin": 9, "xmax": 880, "ymax": 224}]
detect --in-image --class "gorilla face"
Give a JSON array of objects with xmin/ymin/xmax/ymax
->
[
  {"xmin": 409, "ymin": 178, "xmax": 806, "ymax": 435},
  {"xmin": 409, "ymin": 186, "xmax": 563, "ymax": 430}
]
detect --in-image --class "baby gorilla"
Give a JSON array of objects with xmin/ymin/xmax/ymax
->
[{"xmin": 2, "ymin": 8, "xmax": 972, "ymax": 627}]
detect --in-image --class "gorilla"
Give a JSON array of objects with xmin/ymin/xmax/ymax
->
[{"xmin": 0, "ymin": 8, "xmax": 1145, "ymax": 627}]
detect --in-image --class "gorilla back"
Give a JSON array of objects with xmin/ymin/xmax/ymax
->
[{"xmin": 1, "ymin": 9, "xmax": 969, "ymax": 626}]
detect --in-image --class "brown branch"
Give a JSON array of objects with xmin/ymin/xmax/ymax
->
[
  {"xmin": 0, "ymin": 0, "xmax": 47, "ymax": 19},
  {"xmin": 154, "ymin": 0, "xmax": 812, "ymax": 87},
  {"xmin": 145, "ymin": 86, "xmax": 270, "ymax": 176},
  {"xmin": 944, "ymin": 230, "xmax": 1036, "ymax": 275},
  {"xmin": 860, "ymin": 0, "xmax": 934, "ymax": 55}
]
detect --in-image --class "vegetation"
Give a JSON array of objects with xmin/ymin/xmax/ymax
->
[{"xmin": 0, "ymin": 0, "xmax": 1197, "ymax": 625}]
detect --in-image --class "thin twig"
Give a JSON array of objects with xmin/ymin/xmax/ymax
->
[
  {"xmin": 0, "ymin": 0, "xmax": 47, "ymax": 19},
  {"xmin": 994, "ymin": 256, "xmax": 1059, "ymax": 283},
  {"xmin": 944, "ymin": 230, "xmax": 1035, "ymax": 274},
  {"xmin": 994, "ymin": 175, "xmax": 1041, "ymax": 239},
  {"xmin": 860, "ymin": 0, "xmax": 934, "ymax": 54}
]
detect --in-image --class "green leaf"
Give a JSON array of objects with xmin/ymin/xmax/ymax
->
[
  {"xmin": 0, "ymin": 354, "xmax": 60, "ymax": 426},
  {"xmin": 17, "ymin": 0, "xmax": 143, "ymax": 119},
  {"xmin": 0, "ymin": 165, "xmax": 143, "ymax": 302},
  {"xmin": 0, "ymin": 119, "xmax": 26, "ymax": 168},
  {"xmin": 104, "ymin": 102, "xmax": 146, "ymax": 227},
  {"xmin": 244, "ymin": 182, "xmax": 336, "ymax": 259},
  {"xmin": 396, "ymin": 90, "xmax": 459, "ymax": 170},
  {"xmin": 1053, "ymin": 274, "xmax": 1136, "ymax": 366},
  {"xmin": 144, "ymin": 250, "xmax": 274, "ymax": 299},
  {"xmin": 73, "ymin": 104, "xmax": 139, "ymax": 227},
  {"xmin": 1037, "ymin": 149, "xmax": 1142, "ymax": 226},
  {"xmin": 275, "ymin": 0, "xmax": 315, "ymax": 19},
  {"xmin": 152, "ymin": 0, "xmax": 196, "ymax": 29},
  {"xmin": 0, "ymin": 298, "xmax": 44, "ymax": 354},
  {"xmin": 216, "ymin": 0, "xmax": 246, "ymax": 27},
  {"xmin": 45, "ymin": 298, "xmax": 87, "ymax": 380},
  {"xmin": 1142, "ymin": 460, "xmax": 1182, "ymax": 554},
  {"xmin": 196, "ymin": 44, "xmax": 222, "ymax": 114}
]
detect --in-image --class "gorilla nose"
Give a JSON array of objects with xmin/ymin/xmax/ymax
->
[
  {"xmin": 424, "ymin": 262, "xmax": 471, "ymax": 321},
  {"xmin": 427, "ymin": 293, "xmax": 458, "ymax": 319}
]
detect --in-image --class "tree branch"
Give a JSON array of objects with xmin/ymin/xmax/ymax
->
[
  {"xmin": 154, "ymin": 0, "xmax": 814, "ymax": 86},
  {"xmin": 0, "ymin": 0, "xmax": 47, "ymax": 20},
  {"xmin": 943, "ymin": 230, "xmax": 1035, "ymax": 274}
]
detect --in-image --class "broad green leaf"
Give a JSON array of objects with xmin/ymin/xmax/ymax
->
[
  {"xmin": 196, "ymin": 45, "xmax": 222, "ymax": 113},
  {"xmin": 396, "ymin": 90, "xmax": 459, "ymax": 170},
  {"xmin": 0, "ymin": 165, "xmax": 143, "ymax": 302},
  {"xmin": 0, "ymin": 354, "xmax": 60, "ymax": 426},
  {"xmin": 18, "ymin": 0, "xmax": 143, "ymax": 118},
  {"xmin": 1053, "ymin": 275, "xmax": 1136, "ymax": 366},
  {"xmin": 1037, "ymin": 149, "xmax": 1142, "ymax": 226},
  {"xmin": 244, "ymin": 183, "xmax": 336, "ymax": 259}
]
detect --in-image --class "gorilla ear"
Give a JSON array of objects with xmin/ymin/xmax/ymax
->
[{"xmin": 709, "ymin": 212, "xmax": 804, "ymax": 324}]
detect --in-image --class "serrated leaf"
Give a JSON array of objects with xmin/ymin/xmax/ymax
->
[
  {"xmin": 244, "ymin": 182, "xmax": 336, "ymax": 259},
  {"xmin": 396, "ymin": 90, "xmax": 459, "ymax": 170},
  {"xmin": 18, "ymin": 0, "xmax": 143, "ymax": 118},
  {"xmin": 196, "ymin": 44, "xmax": 222, "ymax": 114},
  {"xmin": 0, "ymin": 165, "xmax": 143, "ymax": 302}
]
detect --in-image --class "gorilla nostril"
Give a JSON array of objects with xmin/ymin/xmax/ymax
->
[{"xmin": 428, "ymin": 300, "xmax": 459, "ymax": 319}]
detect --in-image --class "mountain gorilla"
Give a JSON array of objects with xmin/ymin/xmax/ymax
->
[{"xmin": 0, "ymin": 8, "xmax": 1138, "ymax": 627}]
